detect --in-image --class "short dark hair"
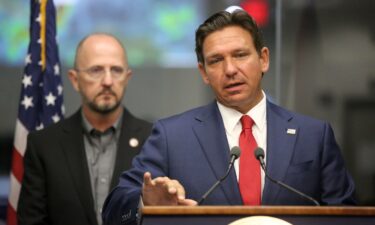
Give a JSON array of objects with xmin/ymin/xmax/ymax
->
[{"xmin": 195, "ymin": 10, "xmax": 265, "ymax": 64}]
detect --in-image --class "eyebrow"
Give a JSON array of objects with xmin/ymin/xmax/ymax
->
[{"xmin": 205, "ymin": 47, "xmax": 250, "ymax": 58}]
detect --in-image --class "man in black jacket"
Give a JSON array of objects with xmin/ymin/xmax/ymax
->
[{"xmin": 17, "ymin": 33, "xmax": 152, "ymax": 225}]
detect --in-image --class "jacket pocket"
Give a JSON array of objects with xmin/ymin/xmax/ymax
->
[{"xmin": 287, "ymin": 160, "xmax": 314, "ymax": 173}]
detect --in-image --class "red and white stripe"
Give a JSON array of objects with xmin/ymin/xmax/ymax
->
[{"xmin": 7, "ymin": 120, "xmax": 29, "ymax": 225}]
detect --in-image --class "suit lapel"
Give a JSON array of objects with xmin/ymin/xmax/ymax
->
[
  {"xmin": 60, "ymin": 111, "xmax": 98, "ymax": 225},
  {"xmin": 110, "ymin": 108, "xmax": 142, "ymax": 189},
  {"xmin": 262, "ymin": 102, "xmax": 298, "ymax": 204},
  {"xmin": 192, "ymin": 102, "xmax": 242, "ymax": 205}
]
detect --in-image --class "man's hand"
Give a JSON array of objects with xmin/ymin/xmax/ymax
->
[{"xmin": 142, "ymin": 172, "xmax": 197, "ymax": 206}]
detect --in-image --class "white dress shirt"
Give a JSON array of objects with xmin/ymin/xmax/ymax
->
[{"xmin": 217, "ymin": 91, "xmax": 267, "ymax": 196}]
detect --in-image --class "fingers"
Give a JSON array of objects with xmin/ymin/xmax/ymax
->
[
  {"xmin": 173, "ymin": 181, "xmax": 186, "ymax": 200},
  {"xmin": 143, "ymin": 172, "xmax": 153, "ymax": 186},
  {"xmin": 142, "ymin": 172, "xmax": 198, "ymax": 207},
  {"xmin": 142, "ymin": 172, "xmax": 188, "ymax": 204},
  {"xmin": 178, "ymin": 198, "xmax": 198, "ymax": 206},
  {"xmin": 158, "ymin": 178, "xmax": 185, "ymax": 199}
]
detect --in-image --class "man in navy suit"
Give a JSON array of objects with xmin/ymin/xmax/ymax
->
[{"xmin": 102, "ymin": 8, "xmax": 356, "ymax": 225}]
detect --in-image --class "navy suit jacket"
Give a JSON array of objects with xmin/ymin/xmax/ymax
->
[{"xmin": 102, "ymin": 100, "xmax": 356, "ymax": 225}]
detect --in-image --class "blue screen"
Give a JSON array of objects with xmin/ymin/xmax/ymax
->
[{"xmin": 0, "ymin": 0, "xmax": 207, "ymax": 68}]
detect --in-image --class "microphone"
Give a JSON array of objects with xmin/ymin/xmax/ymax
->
[
  {"xmin": 198, "ymin": 146, "xmax": 241, "ymax": 205},
  {"xmin": 254, "ymin": 147, "xmax": 320, "ymax": 206}
]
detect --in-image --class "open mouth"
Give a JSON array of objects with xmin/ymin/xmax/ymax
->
[{"xmin": 225, "ymin": 82, "xmax": 245, "ymax": 91}]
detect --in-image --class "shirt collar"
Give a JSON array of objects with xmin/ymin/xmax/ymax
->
[
  {"xmin": 81, "ymin": 110, "xmax": 123, "ymax": 135},
  {"xmin": 217, "ymin": 91, "xmax": 267, "ymax": 133}
]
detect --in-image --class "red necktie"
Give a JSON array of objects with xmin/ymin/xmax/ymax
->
[{"xmin": 239, "ymin": 115, "xmax": 261, "ymax": 205}]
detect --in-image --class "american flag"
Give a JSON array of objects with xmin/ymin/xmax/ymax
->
[{"xmin": 7, "ymin": 0, "xmax": 64, "ymax": 224}]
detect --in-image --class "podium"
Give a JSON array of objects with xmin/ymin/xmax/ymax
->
[{"xmin": 141, "ymin": 206, "xmax": 375, "ymax": 225}]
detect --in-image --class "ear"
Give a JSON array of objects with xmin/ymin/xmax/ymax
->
[
  {"xmin": 198, "ymin": 62, "xmax": 210, "ymax": 85},
  {"xmin": 68, "ymin": 69, "xmax": 80, "ymax": 92},
  {"xmin": 260, "ymin": 47, "xmax": 270, "ymax": 73},
  {"xmin": 124, "ymin": 69, "xmax": 133, "ymax": 85}
]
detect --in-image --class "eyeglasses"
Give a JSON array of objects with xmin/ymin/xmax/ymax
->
[{"xmin": 75, "ymin": 65, "xmax": 128, "ymax": 80}]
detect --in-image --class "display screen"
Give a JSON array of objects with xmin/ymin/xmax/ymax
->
[{"xmin": 0, "ymin": 0, "xmax": 206, "ymax": 68}]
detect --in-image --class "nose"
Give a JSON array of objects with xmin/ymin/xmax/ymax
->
[
  {"xmin": 101, "ymin": 69, "xmax": 114, "ymax": 86},
  {"xmin": 223, "ymin": 58, "xmax": 237, "ymax": 77}
]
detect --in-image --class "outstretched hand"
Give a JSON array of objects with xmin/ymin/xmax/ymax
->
[{"xmin": 142, "ymin": 172, "xmax": 197, "ymax": 206}]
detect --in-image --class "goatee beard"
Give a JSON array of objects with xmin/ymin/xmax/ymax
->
[{"xmin": 88, "ymin": 101, "xmax": 121, "ymax": 115}]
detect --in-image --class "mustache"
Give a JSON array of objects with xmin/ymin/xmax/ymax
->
[{"xmin": 96, "ymin": 88, "xmax": 116, "ymax": 97}]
